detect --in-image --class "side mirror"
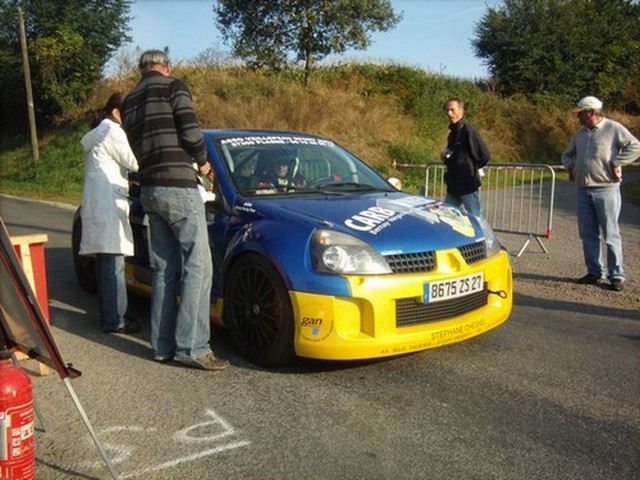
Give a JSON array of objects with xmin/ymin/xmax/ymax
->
[{"xmin": 387, "ymin": 177, "xmax": 402, "ymax": 190}]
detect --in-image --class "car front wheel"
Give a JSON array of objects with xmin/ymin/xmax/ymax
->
[{"xmin": 224, "ymin": 253, "xmax": 296, "ymax": 367}]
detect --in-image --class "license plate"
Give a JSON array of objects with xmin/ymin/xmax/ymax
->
[{"xmin": 423, "ymin": 272, "xmax": 484, "ymax": 303}]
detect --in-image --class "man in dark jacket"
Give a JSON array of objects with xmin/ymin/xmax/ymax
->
[
  {"xmin": 441, "ymin": 97, "xmax": 490, "ymax": 217},
  {"xmin": 121, "ymin": 50, "xmax": 229, "ymax": 371}
]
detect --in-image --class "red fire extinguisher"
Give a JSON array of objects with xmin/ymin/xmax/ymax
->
[{"xmin": 0, "ymin": 350, "xmax": 35, "ymax": 480}]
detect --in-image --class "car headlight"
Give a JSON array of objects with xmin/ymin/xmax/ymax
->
[
  {"xmin": 476, "ymin": 215, "xmax": 503, "ymax": 257},
  {"xmin": 311, "ymin": 229, "xmax": 392, "ymax": 274}
]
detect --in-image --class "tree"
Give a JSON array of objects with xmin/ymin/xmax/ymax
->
[
  {"xmin": 471, "ymin": 0, "xmax": 640, "ymax": 110},
  {"xmin": 0, "ymin": 0, "xmax": 131, "ymax": 133},
  {"xmin": 213, "ymin": 0, "xmax": 401, "ymax": 85}
]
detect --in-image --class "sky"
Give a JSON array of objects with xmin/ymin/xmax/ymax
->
[{"xmin": 110, "ymin": 0, "xmax": 501, "ymax": 79}]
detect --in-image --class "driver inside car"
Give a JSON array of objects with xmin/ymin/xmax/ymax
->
[{"xmin": 254, "ymin": 153, "xmax": 305, "ymax": 190}]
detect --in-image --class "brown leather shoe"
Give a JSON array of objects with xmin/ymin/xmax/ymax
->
[{"xmin": 178, "ymin": 352, "xmax": 230, "ymax": 371}]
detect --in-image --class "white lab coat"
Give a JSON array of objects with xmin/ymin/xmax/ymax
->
[{"xmin": 79, "ymin": 118, "xmax": 139, "ymax": 256}]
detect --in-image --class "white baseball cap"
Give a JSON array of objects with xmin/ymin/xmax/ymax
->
[{"xmin": 574, "ymin": 96, "xmax": 603, "ymax": 112}]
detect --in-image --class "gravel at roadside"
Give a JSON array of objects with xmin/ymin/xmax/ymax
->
[{"xmin": 498, "ymin": 178, "xmax": 639, "ymax": 314}]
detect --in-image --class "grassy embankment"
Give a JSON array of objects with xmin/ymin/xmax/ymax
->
[{"xmin": 1, "ymin": 62, "xmax": 639, "ymax": 205}]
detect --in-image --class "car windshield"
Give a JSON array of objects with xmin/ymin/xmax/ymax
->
[{"xmin": 216, "ymin": 134, "xmax": 395, "ymax": 196}]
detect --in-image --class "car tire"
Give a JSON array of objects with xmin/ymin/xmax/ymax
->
[
  {"xmin": 71, "ymin": 207, "xmax": 97, "ymax": 293},
  {"xmin": 224, "ymin": 253, "xmax": 296, "ymax": 367}
]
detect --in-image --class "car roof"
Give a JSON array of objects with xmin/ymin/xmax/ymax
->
[{"xmin": 203, "ymin": 128, "xmax": 324, "ymax": 140}]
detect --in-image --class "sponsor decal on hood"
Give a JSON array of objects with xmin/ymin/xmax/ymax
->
[{"xmin": 344, "ymin": 196, "xmax": 475, "ymax": 238}]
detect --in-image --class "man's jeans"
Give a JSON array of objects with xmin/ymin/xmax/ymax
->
[
  {"xmin": 576, "ymin": 186, "xmax": 624, "ymax": 281},
  {"xmin": 96, "ymin": 254, "xmax": 127, "ymax": 331},
  {"xmin": 445, "ymin": 190, "xmax": 482, "ymax": 218},
  {"xmin": 140, "ymin": 186, "xmax": 213, "ymax": 361}
]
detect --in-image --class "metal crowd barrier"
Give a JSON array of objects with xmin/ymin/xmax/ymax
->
[{"xmin": 394, "ymin": 162, "xmax": 557, "ymax": 257}]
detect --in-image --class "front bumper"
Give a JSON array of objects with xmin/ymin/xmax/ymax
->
[{"xmin": 290, "ymin": 249, "xmax": 512, "ymax": 360}]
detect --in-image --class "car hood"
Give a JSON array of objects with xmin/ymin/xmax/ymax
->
[{"xmin": 245, "ymin": 192, "xmax": 484, "ymax": 254}]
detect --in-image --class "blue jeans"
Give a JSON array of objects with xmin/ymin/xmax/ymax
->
[
  {"xmin": 96, "ymin": 254, "xmax": 127, "ymax": 331},
  {"xmin": 140, "ymin": 186, "xmax": 213, "ymax": 361},
  {"xmin": 576, "ymin": 186, "xmax": 624, "ymax": 281},
  {"xmin": 445, "ymin": 190, "xmax": 482, "ymax": 217}
]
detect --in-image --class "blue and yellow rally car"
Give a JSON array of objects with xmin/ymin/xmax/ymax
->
[{"xmin": 72, "ymin": 129, "xmax": 512, "ymax": 367}]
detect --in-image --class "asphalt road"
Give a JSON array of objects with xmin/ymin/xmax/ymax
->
[{"xmin": 0, "ymin": 191, "xmax": 638, "ymax": 480}]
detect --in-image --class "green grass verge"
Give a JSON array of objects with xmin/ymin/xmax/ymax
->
[{"xmin": 1, "ymin": 121, "xmax": 86, "ymax": 205}]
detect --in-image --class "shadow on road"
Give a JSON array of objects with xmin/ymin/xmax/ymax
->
[{"xmin": 513, "ymin": 291, "xmax": 639, "ymax": 321}]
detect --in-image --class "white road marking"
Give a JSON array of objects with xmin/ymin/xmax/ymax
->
[
  {"xmin": 81, "ymin": 409, "xmax": 250, "ymax": 478},
  {"xmin": 49, "ymin": 298, "xmax": 87, "ymax": 314}
]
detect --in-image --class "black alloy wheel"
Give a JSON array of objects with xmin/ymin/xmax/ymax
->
[{"xmin": 224, "ymin": 253, "xmax": 295, "ymax": 367}]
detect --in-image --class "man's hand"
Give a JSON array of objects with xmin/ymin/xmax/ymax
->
[
  {"xmin": 198, "ymin": 162, "xmax": 214, "ymax": 183},
  {"xmin": 611, "ymin": 164, "xmax": 622, "ymax": 182},
  {"xmin": 567, "ymin": 163, "xmax": 575, "ymax": 182}
]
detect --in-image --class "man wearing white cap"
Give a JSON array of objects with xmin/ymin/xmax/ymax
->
[{"xmin": 561, "ymin": 96, "xmax": 640, "ymax": 291}]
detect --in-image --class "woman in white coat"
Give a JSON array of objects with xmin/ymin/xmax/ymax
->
[{"xmin": 80, "ymin": 92, "xmax": 140, "ymax": 334}]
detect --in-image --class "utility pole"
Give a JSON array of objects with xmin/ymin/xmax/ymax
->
[{"xmin": 18, "ymin": 6, "xmax": 39, "ymax": 164}]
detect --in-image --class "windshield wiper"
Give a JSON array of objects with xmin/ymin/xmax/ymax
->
[
  {"xmin": 240, "ymin": 183, "xmax": 380, "ymax": 196},
  {"xmin": 240, "ymin": 186, "xmax": 342, "ymax": 196},
  {"xmin": 320, "ymin": 182, "xmax": 379, "ymax": 191}
]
